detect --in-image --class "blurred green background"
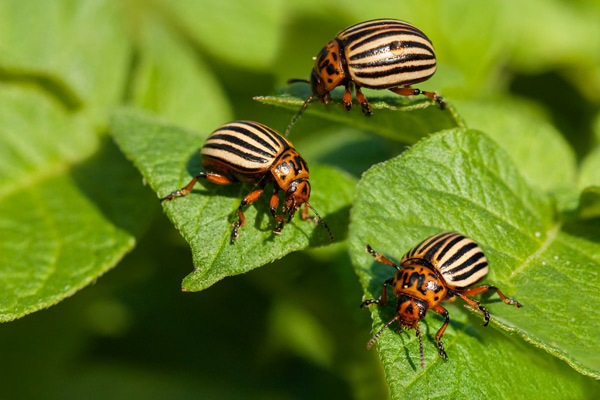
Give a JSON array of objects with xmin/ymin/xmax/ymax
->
[{"xmin": 1, "ymin": 0, "xmax": 599, "ymax": 399}]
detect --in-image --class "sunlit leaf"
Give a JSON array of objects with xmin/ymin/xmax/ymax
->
[
  {"xmin": 349, "ymin": 129, "xmax": 600, "ymax": 397},
  {"xmin": 111, "ymin": 110, "xmax": 356, "ymax": 291},
  {"xmin": 0, "ymin": 86, "xmax": 155, "ymax": 322},
  {"xmin": 255, "ymin": 91, "xmax": 462, "ymax": 143}
]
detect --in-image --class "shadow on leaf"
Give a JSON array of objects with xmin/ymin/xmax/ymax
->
[{"xmin": 71, "ymin": 137, "xmax": 158, "ymax": 238}]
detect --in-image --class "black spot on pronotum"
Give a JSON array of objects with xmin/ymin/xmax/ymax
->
[
  {"xmin": 331, "ymin": 52, "xmax": 338, "ymax": 61},
  {"xmin": 327, "ymin": 78, "xmax": 333, "ymax": 83},
  {"xmin": 301, "ymin": 185, "xmax": 308, "ymax": 195},
  {"xmin": 326, "ymin": 64, "xmax": 338, "ymax": 75},
  {"xmin": 405, "ymin": 303, "xmax": 414, "ymax": 314}
]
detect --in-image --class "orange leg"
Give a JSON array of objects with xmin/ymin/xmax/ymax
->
[
  {"xmin": 318, "ymin": 92, "xmax": 332, "ymax": 105},
  {"xmin": 390, "ymin": 86, "xmax": 446, "ymax": 109},
  {"xmin": 230, "ymin": 188, "xmax": 264, "ymax": 244},
  {"xmin": 269, "ymin": 187, "xmax": 280, "ymax": 219},
  {"xmin": 355, "ymin": 86, "xmax": 372, "ymax": 116},
  {"xmin": 431, "ymin": 304, "xmax": 450, "ymax": 360},
  {"xmin": 343, "ymin": 84, "xmax": 353, "ymax": 111},
  {"xmin": 459, "ymin": 285, "xmax": 522, "ymax": 308},
  {"xmin": 160, "ymin": 172, "xmax": 234, "ymax": 201},
  {"xmin": 452, "ymin": 290, "xmax": 491, "ymax": 326},
  {"xmin": 270, "ymin": 188, "xmax": 288, "ymax": 234},
  {"xmin": 301, "ymin": 203, "xmax": 318, "ymax": 225},
  {"xmin": 360, "ymin": 277, "xmax": 394, "ymax": 308},
  {"xmin": 365, "ymin": 245, "xmax": 400, "ymax": 270}
]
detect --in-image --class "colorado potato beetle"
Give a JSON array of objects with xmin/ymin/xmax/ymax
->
[
  {"xmin": 287, "ymin": 18, "xmax": 444, "ymax": 134},
  {"xmin": 361, "ymin": 232, "xmax": 521, "ymax": 368},
  {"xmin": 161, "ymin": 121, "xmax": 333, "ymax": 244}
]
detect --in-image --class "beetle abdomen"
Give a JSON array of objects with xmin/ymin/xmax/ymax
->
[
  {"xmin": 337, "ymin": 19, "xmax": 437, "ymax": 89},
  {"xmin": 401, "ymin": 232, "xmax": 489, "ymax": 289},
  {"xmin": 201, "ymin": 121, "xmax": 291, "ymax": 175}
]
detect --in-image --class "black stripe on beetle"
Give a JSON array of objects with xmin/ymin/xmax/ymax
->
[
  {"xmin": 219, "ymin": 126, "xmax": 278, "ymax": 154},
  {"xmin": 348, "ymin": 29, "xmax": 430, "ymax": 51},
  {"xmin": 285, "ymin": 18, "xmax": 445, "ymax": 135},
  {"xmin": 361, "ymin": 232, "xmax": 522, "ymax": 367},
  {"xmin": 349, "ymin": 53, "xmax": 436, "ymax": 69},
  {"xmin": 354, "ymin": 63, "xmax": 436, "ymax": 79},
  {"xmin": 160, "ymin": 121, "xmax": 333, "ymax": 244},
  {"xmin": 207, "ymin": 134, "xmax": 274, "ymax": 158}
]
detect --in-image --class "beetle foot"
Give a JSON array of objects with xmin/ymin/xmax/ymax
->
[
  {"xmin": 361, "ymin": 102, "xmax": 372, "ymax": 116},
  {"xmin": 360, "ymin": 299, "xmax": 380, "ymax": 308},
  {"xmin": 437, "ymin": 340, "xmax": 448, "ymax": 360},
  {"xmin": 230, "ymin": 224, "xmax": 240, "ymax": 244},
  {"xmin": 160, "ymin": 189, "xmax": 185, "ymax": 202},
  {"xmin": 480, "ymin": 305, "xmax": 490, "ymax": 326}
]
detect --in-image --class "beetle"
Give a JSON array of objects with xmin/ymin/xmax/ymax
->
[
  {"xmin": 286, "ymin": 18, "xmax": 444, "ymax": 134},
  {"xmin": 160, "ymin": 120, "xmax": 333, "ymax": 244},
  {"xmin": 361, "ymin": 232, "xmax": 521, "ymax": 368}
]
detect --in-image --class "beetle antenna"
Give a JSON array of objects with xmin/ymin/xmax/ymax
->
[
  {"xmin": 367, "ymin": 315, "xmax": 399, "ymax": 350},
  {"xmin": 415, "ymin": 323, "xmax": 425, "ymax": 368},
  {"xmin": 287, "ymin": 78, "xmax": 310, "ymax": 85},
  {"xmin": 307, "ymin": 202, "xmax": 334, "ymax": 242},
  {"xmin": 284, "ymin": 94, "xmax": 314, "ymax": 136}
]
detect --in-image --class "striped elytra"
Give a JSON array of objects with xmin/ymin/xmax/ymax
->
[
  {"xmin": 200, "ymin": 121, "xmax": 292, "ymax": 180},
  {"xmin": 161, "ymin": 121, "xmax": 332, "ymax": 244},
  {"xmin": 286, "ymin": 18, "xmax": 444, "ymax": 134},
  {"xmin": 361, "ymin": 233, "xmax": 521, "ymax": 367},
  {"xmin": 337, "ymin": 19, "xmax": 437, "ymax": 90},
  {"xmin": 401, "ymin": 232, "xmax": 489, "ymax": 288}
]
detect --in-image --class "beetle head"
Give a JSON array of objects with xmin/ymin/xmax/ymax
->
[
  {"xmin": 310, "ymin": 67, "xmax": 330, "ymax": 100},
  {"xmin": 276, "ymin": 178, "xmax": 333, "ymax": 242},
  {"xmin": 283, "ymin": 178, "xmax": 311, "ymax": 217},
  {"xmin": 396, "ymin": 295, "xmax": 428, "ymax": 328},
  {"xmin": 366, "ymin": 295, "xmax": 428, "ymax": 368}
]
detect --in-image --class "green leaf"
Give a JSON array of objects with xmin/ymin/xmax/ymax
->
[
  {"xmin": 0, "ymin": 86, "xmax": 156, "ymax": 322},
  {"xmin": 129, "ymin": 12, "xmax": 233, "ymax": 132},
  {"xmin": 454, "ymin": 98, "xmax": 577, "ymax": 193},
  {"xmin": 349, "ymin": 129, "xmax": 600, "ymax": 390},
  {"xmin": 576, "ymin": 186, "xmax": 600, "ymax": 219},
  {"xmin": 331, "ymin": 0, "xmax": 512, "ymax": 97},
  {"xmin": 0, "ymin": 0, "xmax": 130, "ymax": 121},
  {"xmin": 368, "ymin": 304, "xmax": 598, "ymax": 398},
  {"xmin": 255, "ymin": 92, "xmax": 463, "ymax": 143},
  {"xmin": 580, "ymin": 147, "xmax": 600, "ymax": 190},
  {"xmin": 156, "ymin": 0, "xmax": 286, "ymax": 70},
  {"xmin": 111, "ymin": 109, "xmax": 356, "ymax": 291}
]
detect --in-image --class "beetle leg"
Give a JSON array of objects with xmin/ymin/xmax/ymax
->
[
  {"xmin": 301, "ymin": 203, "xmax": 319, "ymax": 225},
  {"xmin": 272, "ymin": 218, "xmax": 285, "ymax": 235},
  {"xmin": 272, "ymin": 204, "xmax": 296, "ymax": 231},
  {"xmin": 343, "ymin": 84, "xmax": 353, "ymax": 111},
  {"xmin": 365, "ymin": 245, "xmax": 400, "ymax": 270},
  {"xmin": 230, "ymin": 188, "xmax": 264, "ymax": 244},
  {"xmin": 390, "ymin": 87, "xmax": 446, "ymax": 109},
  {"xmin": 160, "ymin": 172, "xmax": 235, "ymax": 202},
  {"xmin": 269, "ymin": 187, "xmax": 279, "ymax": 219},
  {"xmin": 431, "ymin": 304, "xmax": 450, "ymax": 360},
  {"xmin": 452, "ymin": 290, "xmax": 491, "ymax": 326},
  {"xmin": 360, "ymin": 278, "xmax": 394, "ymax": 308},
  {"xmin": 459, "ymin": 285, "xmax": 522, "ymax": 308},
  {"xmin": 269, "ymin": 187, "xmax": 290, "ymax": 234},
  {"xmin": 355, "ymin": 86, "xmax": 372, "ymax": 116}
]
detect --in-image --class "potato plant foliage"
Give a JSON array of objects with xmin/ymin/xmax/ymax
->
[{"xmin": 0, "ymin": 0, "xmax": 599, "ymax": 399}]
